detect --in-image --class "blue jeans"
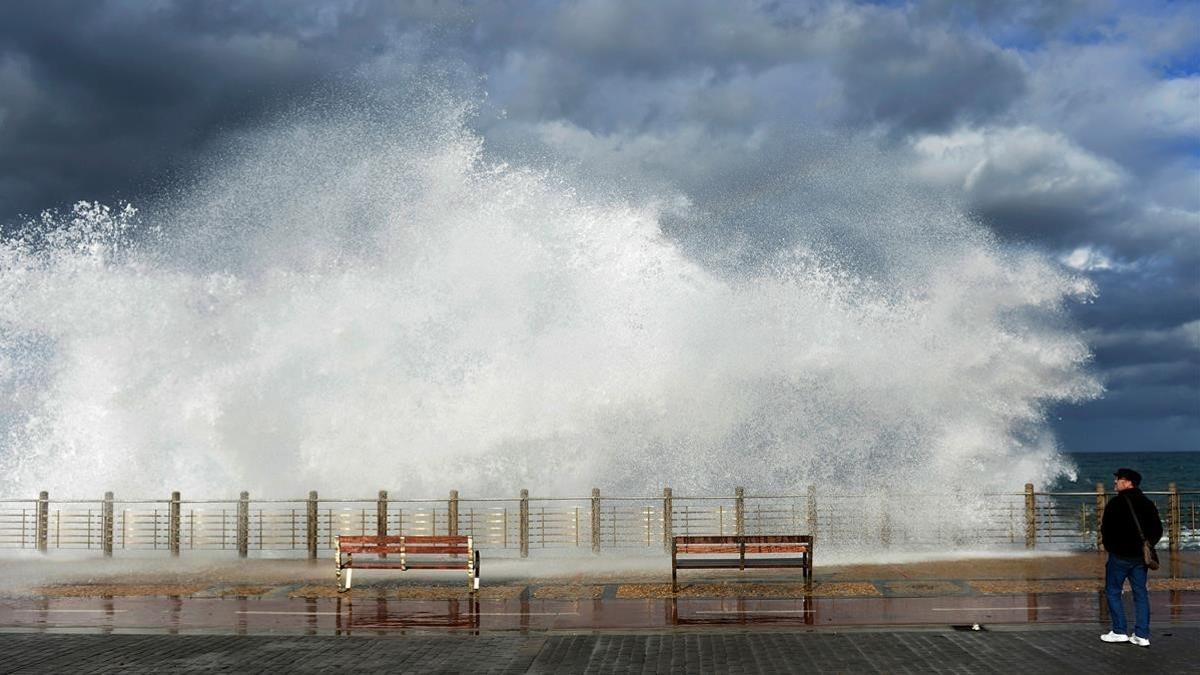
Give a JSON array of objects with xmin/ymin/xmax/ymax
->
[{"xmin": 1105, "ymin": 554, "xmax": 1149, "ymax": 638}]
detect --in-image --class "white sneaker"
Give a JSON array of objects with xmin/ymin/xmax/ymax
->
[
  {"xmin": 1129, "ymin": 635, "xmax": 1150, "ymax": 647},
  {"xmin": 1100, "ymin": 631, "xmax": 1130, "ymax": 643}
]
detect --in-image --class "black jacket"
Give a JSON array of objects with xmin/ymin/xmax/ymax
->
[{"xmin": 1101, "ymin": 488, "xmax": 1164, "ymax": 559}]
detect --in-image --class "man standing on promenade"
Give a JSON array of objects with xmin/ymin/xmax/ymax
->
[{"xmin": 1100, "ymin": 467, "xmax": 1163, "ymax": 647}]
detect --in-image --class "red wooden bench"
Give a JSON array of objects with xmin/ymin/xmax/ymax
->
[
  {"xmin": 335, "ymin": 535, "xmax": 479, "ymax": 592},
  {"xmin": 671, "ymin": 535, "xmax": 812, "ymax": 591}
]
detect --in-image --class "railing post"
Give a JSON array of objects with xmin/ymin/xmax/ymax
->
[
  {"xmin": 237, "ymin": 491, "xmax": 250, "ymax": 558},
  {"xmin": 169, "ymin": 491, "xmax": 181, "ymax": 556},
  {"xmin": 102, "ymin": 492, "xmax": 114, "ymax": 557},
  {"xmin": 1168, "ymin": 482, "xmax": 1180, "ymax": 555},
  {"xmin": 806, "ymin": 485, "xmax": 818, "ymax": 546},
  {"xmin": 735, "ymin": 487, "xmax": 745, "ymax": 536},
  {"xmin": 375, "ymin": 490, "xmax": 388, "ymax": 559},
  {"xmin": 307, "ymin": 490, "xmax": 319, "ymax": 561},
  {"xmin": 448, "ymin": 490, "xmax": 459, "ymax": 537},
  {"xmin": 36, "ymin": 491, "xmax": 49, "ymax": 553},
  {"xmin": 519, "ymin": 489, "xmax": 529, "ymax": 558},
  {"xmin": 591, "ymin": 488, "xmax": 601, "ymax": 554},
  {"xmin": 1024, "ymin": 483, "xmax": 1036, "ymax": 549},
  {"xmin": 662, "ymin": 487, "xmax": 673, "ymax": 553},
  {"xmin": 376, "ymin": 490, "xmax": 389, "ymax": 538},
  {"xmin": 1095, "ymin": 482, "xmax": 1106, "ymax": 551}
]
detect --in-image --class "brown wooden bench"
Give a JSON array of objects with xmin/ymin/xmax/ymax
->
[
  {"xmin": 671, "ymin": 535, "xmax": 812, "ymax": 591},
  {"xmin": 335, "ymin": 535, "xmax": 479, "ymax": 592}
]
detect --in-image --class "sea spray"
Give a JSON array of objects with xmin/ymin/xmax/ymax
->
[{"xmin": 0, "ymin": 97, "xmax": 1101, "ymax": 519}]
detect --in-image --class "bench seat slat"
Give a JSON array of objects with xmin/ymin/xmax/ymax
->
[
  {"xmin": 404, "ymin": 536, "xmax": 468, "ymax": 544},
  {"xmin": 675, "ymin": 535, "xmax": 812, "ymax": 544},
  {"xmin": 340, "ymin": 545, "xmax": 405, "ymax": 554},
  {"xmin": 338, "ymin": 535, "xmax": 469, "ymax": 544},
  {"xmin": 347, "ymin": 562, "xmax": 409, "ymax": 570},
  {"xmin": 400, "ymin": 545, "xmax": 470, "ymax": 554},
  {"xmin": 338, "ymin": 536, "xmax": 407, "ymax": 544},
  {"xmin": 676, "ymin": 544, "xmax": 809, "ymax": 555},
  {"xmin": 671, "ymin": 534, "xmax": 812, "ymax": 591},
  {"xmin": 344, "ymin": 562, "xmax": 471, "ymax": 570},
  {"xmin": 403, "ymin": 561, "xmax": 473, "ymax": 570},
  {"xmin": 675, "ymin": 557, "xmax": 809, "ymax": 569}
]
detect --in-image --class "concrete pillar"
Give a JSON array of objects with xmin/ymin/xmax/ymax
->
[
  {"xmin": 307, "ymin": 490, "xmax": 319, "ymax": 560},
  {"xmin": 1024, "ymin": 483, "xmax": 1036, "ymax": 549},
  {"xmin": 36, "ymin": 491, "xmax": 49, "ymax": 553},
  {"xmin": 591, "ymin": 488, "xmax": 601, "ymax": 554},
  {"xmin": 169, "ymin": 491, "xmax": 181, "ymax": 556},
  {"xmin": 1168, "ymin": 482, "xmax": 1181, "ymax": 554},
  {"xmin": 662, "ymin": 487, "xmax": 673, "ymax": 553},
  {"xmin": 102, "ymin": 492, "xmax": 114, "ymax": 557},
  {"xmin": 377, "ymin": 490, "xmax": 389, "ymax": 538},
  {"xmin": 519, "ymin": 489, "xmax": 529, "ymax": 558},
  {"xmin": 237, "ymin": 491, "xmax": 250, "ymax": 558},
  {"xmin": 376, "ymin": 490, "xmax": 388, "ymax": 558}
]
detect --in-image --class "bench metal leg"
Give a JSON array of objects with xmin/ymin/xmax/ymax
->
[
  {"xmin": 335, "ymin": 546, "xmax": 351, "ymax": 593},
  {"xmin": 467, "ymin": 539, "xmax": 478, "ymax": 593},
  {"xmin": 670, "ymin": 538, "xmax": 678, "ymax": 593}
]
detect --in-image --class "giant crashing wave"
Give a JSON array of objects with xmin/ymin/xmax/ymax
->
[{"xmin": 0, "ymin": 95, "xmax": 1100, "ymax": 511}]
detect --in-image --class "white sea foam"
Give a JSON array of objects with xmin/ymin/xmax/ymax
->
[{"xmin": 0, "ymin": 96, "xmax": 1101, "ymax": 511}]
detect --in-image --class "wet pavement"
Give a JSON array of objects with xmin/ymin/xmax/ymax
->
[
  {"xmin": 3, "ymin": 628, "xmax": 1198, "ymax": 673},
  {"xmin": 2, "ymin": 589, "xmax": 1199, "ymax": 634},
  {"xmin": 1, "ymin": 553, "xmax": 1197, "ymax": 672}
]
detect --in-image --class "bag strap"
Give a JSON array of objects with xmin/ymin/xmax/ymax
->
[{"xmin": 1123, "ymin": 494, "xmax": 1149, "ymax": 544}]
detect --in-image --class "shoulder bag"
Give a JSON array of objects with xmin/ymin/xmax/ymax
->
[{"xmin": 1124, "ymin": 495, "xmax": 1160, "ymax": 571}]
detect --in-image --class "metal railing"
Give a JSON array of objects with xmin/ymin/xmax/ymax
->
[{"xmin": 1, "ymin": 483, "xmax": 1195, "ymax": 557}]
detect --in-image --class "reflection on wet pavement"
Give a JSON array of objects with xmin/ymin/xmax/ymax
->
[
  {"xmin": 2, "ymin": 589, "xmax": 1198, "ymax": 635},
  {"xmin": 2, "ymin": 552, "xmax": 1197, "ymax": 635}
]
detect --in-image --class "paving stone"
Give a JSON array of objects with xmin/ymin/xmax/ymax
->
[{"xmin": 1, "ymin": 628, "xmax": 1196, "ymax": 673}]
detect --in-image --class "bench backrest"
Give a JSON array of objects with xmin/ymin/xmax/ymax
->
[
  {"xmin": 674, "ymin": 535, "xmax": 811, "ymax": 555},
  {"xmin": 337, "ymin": 535, "xmax": 470, "ymax": 556}
]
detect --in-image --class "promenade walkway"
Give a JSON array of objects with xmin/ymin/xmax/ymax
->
[
  {"xmin": 3, "ymin": 628, "xmax": 1198, "ymax": 673},
  {"xmin": 1, "ymin": 553, "xmax": 1196, "ymax": 672}
]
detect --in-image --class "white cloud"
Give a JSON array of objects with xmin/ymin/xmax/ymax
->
[
  {"xmin": 1180, "ymin": 320, "xmax": 1200, "ymax": 352},
  {"xmin": 1025, "ymin": 39, "xmax": 1200, "ymax": 167},
  {"xmin": 1087, "ymin": 320, "xmax": 1200, "ymax": 353},
  {"xmin": 911, "ymin": 125, "xmax": 1128, "ymax": 210},
  {"xmin": 1142, "ymin": 76, "xmax": 1200, "ymax": 139},
  {"xmin": 1059, "ymin": 246, "xmax": 1137, "ymax": 272}
]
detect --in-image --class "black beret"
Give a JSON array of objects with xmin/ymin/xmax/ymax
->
[{"xmin": 1114, "ymin": 468, "xmax": 1142, "ymax": 486}]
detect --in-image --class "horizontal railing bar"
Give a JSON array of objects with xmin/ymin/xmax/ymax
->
[{"xmin": 6, "ymin": 488, "xmax": 1195, "ymax": 504}]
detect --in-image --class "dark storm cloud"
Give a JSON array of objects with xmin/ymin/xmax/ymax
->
[
  {"xmin": 917, "ymin": 0, "xmax": 1108, "ymax": 42},
  {"xmin": 0, "ymin": 2, "xmax": 360, "ymax": 221},
  {"xmin": 0, "ymin": 0, "xmax": 1033, "ymax": 220},
  {"xmin": 480, "ymin": 0, "xmax": 1027, "ymax": 135},
  {"xmin": 0, "ymin": 0, "xmax": 1196, "ymax": 452},
  {"xmin": 828, "ymin": 6, "xmax": 1027, "ymax": 133},
  {"xmin": 1055, "ymin": 414, "xmax": 1199, "ymax": 454}
]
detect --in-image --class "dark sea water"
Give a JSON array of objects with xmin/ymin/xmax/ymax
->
[{"xmin": 1054, "ymin": 452, "xmax": 1200, "ymax": 493}]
